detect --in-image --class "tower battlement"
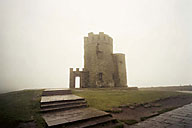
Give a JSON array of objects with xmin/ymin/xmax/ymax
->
[
  {"xmin": 70, "ymin": 68, "xmax": 85, "ymax": 72},
  {"xmin": 84, "ymin": 32, "xmax": 113, "ymax": 45}
]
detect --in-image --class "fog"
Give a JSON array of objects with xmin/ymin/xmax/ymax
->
[{"xmin": 0, "ymin": 0, "xmax": 192, "ymax": 93}]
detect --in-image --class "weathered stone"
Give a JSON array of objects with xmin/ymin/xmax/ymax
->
[
  {"xmin": 129, "ymin": 103, "xmax": 192, "ymax": 128},
  {"xmin": 42, "ymin": 88, "xmax": 72, "ymax": 96},
  {"xmin": 42, "ymin": 107, "xmax": 110, "ymax": 127},
  {"xmin": 129, "ymin": 105, "xmax": 135, "ymax": 109},
  {"xmin": 134, "ymin": 103, "xmax": 141, "ymax": 107},
  {"xmin": 40, "ymin": 100, "xmax": 87, "ymax": 108},
  {"xmin": 40, "ymin": 89, "xmax": 119, "ymax": 128},
  {"xmin": 152, "ymin": 103, "xmax": 161, "ymax": 107},
  {"xmin": 40, "ymin": 102, "xmax": 88, "ymax": 113},
  {"xmin": 143, "ymin": 104, "xmax": 151, "ymax": 108},
  {"xmin": 69, "ymin": 32, "xmax": 128, "ymax": 88},
  {"xmin": 40, "ymin": 94, "xmax": 84, "ymax": 103},
  {"xmin": 66, "ymin": 115, "xmax": 116, "ymax": 128},
  {"xmin": 109, "ymin": 108, "xmax": 123, "ymax": 113},
  {"xmin": 119, "ymin": 104, "xmax": 129, "ymax": 108}
]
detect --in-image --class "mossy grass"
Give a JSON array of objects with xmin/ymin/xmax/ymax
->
[
  {"xmin": 105, "ymin": 109, "xmax": 122, "ymax": 113},
  {"xmin": 0, "ymin": 89, "xmax": 46, "ymax": 128},
  {"xmin": 72, "ymin": 88, "xmax": 186, "ymax": 110},
  {"xmin": 120, "ymin": 119, "xmax": 138, "ymax": 125},
  {"xmin": 140, "ymin": 113, "xmax": 160, "ymax": 121},
  {"xmin": 115, "ymin": 123, "xmax": 124, "ymax": 128},
  {"xmin": 0, "ymin": 88, "xmax": 190, "ymax": 127}
]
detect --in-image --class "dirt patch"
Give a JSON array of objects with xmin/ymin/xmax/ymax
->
[
  {"xmin": 16, "ymin": 121, "xmax": 37, "ymax": 128},
  {"xmin": 110, "ymin": 94, "xmax": 192, "ymax": 125}
]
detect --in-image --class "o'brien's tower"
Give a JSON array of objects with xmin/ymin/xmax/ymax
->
[{"xmin": 70, "ymin": 32, "xmax": 127, "ymax": 88}]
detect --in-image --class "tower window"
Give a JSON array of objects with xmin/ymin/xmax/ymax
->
[{"xmin": 99, "ymin": 73, "xmax": 103, "ymax": 81}]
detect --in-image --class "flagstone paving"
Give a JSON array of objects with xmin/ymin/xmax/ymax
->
[{"xmin": 129, "ymin": 103, "xmax": 192, "ymax": 128}]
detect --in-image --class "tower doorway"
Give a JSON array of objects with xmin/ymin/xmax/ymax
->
[{"xmin": 75, "ymin": 77, "xmax": 80, "ymax": 88}]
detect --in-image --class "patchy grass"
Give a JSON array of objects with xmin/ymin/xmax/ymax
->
[
  {"xmin": 140, "ymin": 113, "xmax": 160, "ymax": 121},
  {"xmin": 158, "ymin": 107, "xmax": 177, "ymax": 114},
  {"xmin": 0, "ymin": 89, "xmax": 45, "ymax": 128},
  {"xmin": 115, "ymin": 123, "xmax": 124, "ymax": 128},
  {"xmin": 140, "ymin": 107, "xmax": 177, "ymax": 121},
  {"xmin": 121, "ymin": 119, "xmax": 138, "ymax": 125},
  {"xmin": 0, "ymin": 88, "xmax": 190, "ymax": 128},
  {"xmin": 72, "ymin": 88, "xmax": 187, "ymax": 110},
  {"xmin": 105, "ymin": 108, "xmax": 123, "ymax": 113}
]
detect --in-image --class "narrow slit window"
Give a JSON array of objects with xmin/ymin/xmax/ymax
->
[{"xmin": 99, "ymin": 73, "xmax": 103, "ymax": 80}]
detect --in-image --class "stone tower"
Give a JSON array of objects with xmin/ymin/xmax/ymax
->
[{"xmin": 69, "ymin": 32, "xmax": 127, "ymax": 88}]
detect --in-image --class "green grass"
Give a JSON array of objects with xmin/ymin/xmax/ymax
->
[
  {"xmin": 72, "ymin": 88, "xmax": 186, "ymax": 110},
  {"xmin": 0, "ymin": 88, "xmax": 190, "ymax": 128},
  {"xmin": 0, "ymin": 89, "xmax": 45, "ymax": 128}
]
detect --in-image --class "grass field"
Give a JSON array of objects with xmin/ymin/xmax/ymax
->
[
  {"xmin": 0, "ymin": 89, "xmax": 45, "ymax": 128},
  {"xmin": 0, "ymin": 88, "xmax": 190, "ymax": 128},
  {"xmin": 72, "ymin": 88, "xmax": 187, "ymax": 110}
]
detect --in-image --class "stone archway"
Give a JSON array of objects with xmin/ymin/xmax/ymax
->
[
  {"xmin": 69, "ymin": 68, "xmax": 89, "ymax": 88},
  {"xmin": 75, "ymin": 76, "xmax": 80, "ymax": 88}
]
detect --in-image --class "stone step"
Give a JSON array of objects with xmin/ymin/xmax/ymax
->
[
  {"xmin": 40, "ymin": 103, "xmax": 88, "ymax": 113},
  {"xmin": 90, "ymin": 122, "xmax": 123, "ymax": 128},
  {"xmin": 41, "ymin": 98, "xmax": 85, "ymax": 105},
  {"xmin": 40, "ymin": 94, "xmax": 85, "ymax": 104},
  {"xmin": 40, "ymin": 90, "xmax": 120, "ymax": 128},
  {"xmin": 41, "ymin": 100, "xmax": 87, "ymax": 109},
  {"xmin": 64, "ymin": 115, "xmax": 117, "ymax": 128},
  {"xmin": 42, "ymin": 107, "xmax": 111, "ymax": 127},
  {"xmin": 42, "ymin": 89, "xmax": 72, "ymax": 96}
]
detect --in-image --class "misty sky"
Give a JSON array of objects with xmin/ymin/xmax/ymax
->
[{"xmin": 0, "ymin": 0, "xmax": 192, "ymax": 93}]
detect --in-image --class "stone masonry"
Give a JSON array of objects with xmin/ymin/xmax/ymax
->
[
  {"xmin": 40, "ymin": 89, "xmax": 122, "ymax": 127},
  {"xmin": 129, "ymin": 103, "xmax": 192, "ymax": 128},
  {"xmin": 70, "ymin": 32, "xmax": 127, "ymax": 88}
]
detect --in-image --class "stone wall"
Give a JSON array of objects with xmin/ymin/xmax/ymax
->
[
  {"xmin": 69, "ymin": 68, "xmax": 89, "ymax": 88},
  {"xmin": 69, "ymin": 32, "xmax": 127, "ymax": 88},
  {"xmin": 84, "ymin": 32, "xmax": 114, "ymax": 87},
  {"xmin": 113, "ymin": 54, "xmax": 127, "ymax": 87}
]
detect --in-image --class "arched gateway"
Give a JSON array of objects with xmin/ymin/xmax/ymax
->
[{"xmin": 69, "ymin": 68, "xmax": 89, "ymax": 88}]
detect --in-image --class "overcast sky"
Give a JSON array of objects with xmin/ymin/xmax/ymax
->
[{"xmin": 0, "ymin": 0, "xmax": 192, "ymax": 93}]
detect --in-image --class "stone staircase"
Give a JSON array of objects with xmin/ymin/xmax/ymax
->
[{"xmin": 40, "ymin": 89, "xmax": 123, "ymax": 128}]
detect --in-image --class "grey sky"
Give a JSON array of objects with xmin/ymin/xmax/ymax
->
[{"xmin": 0, "ymin": 0, "xmax": 192, "ymax": 93}]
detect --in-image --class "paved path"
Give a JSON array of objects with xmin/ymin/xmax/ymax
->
[{"xmin": 129, "ymin": 103, "xmax": 192, "ymax": 128}]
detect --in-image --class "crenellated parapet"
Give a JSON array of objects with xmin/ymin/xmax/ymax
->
[
  {"xmin": 84, "ymin": 32, "xmax": 113, "ymax": 46},
  {"xmin": 70, "ymin": 68, "xmax": 88, "ymax": 73},
  {"xmin": 69, "ymin": 68, "xmax": 89, "ymax": 88}
]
